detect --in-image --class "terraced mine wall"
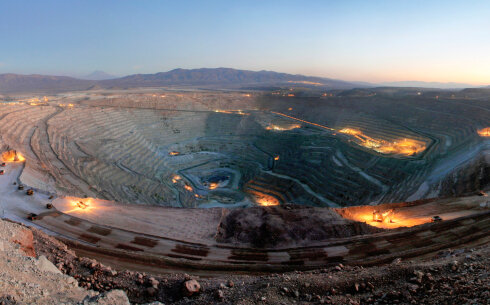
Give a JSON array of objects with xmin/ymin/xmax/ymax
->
[{"xmin": 0, "ymin": 91, "xmax": 488, "ymax": 208}]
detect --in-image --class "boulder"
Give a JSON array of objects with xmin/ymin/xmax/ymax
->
[
  {"xmin": 37, "ymin": 255, "xmax": 62, "ymax": 274},
  {"xmin": 182, "ymin": 279, "xmax": 201, "ymax": 296},
  {"xmin": 81, "ymin": 290, "xmax": 130, "ymax": 305}
]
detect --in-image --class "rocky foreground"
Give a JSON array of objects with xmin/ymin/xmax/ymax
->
[{"xmin": 0, "ymin": 218, "xmax": 488, "ymax": 305}]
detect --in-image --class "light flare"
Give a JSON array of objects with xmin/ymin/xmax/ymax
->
[
  {"xmin": 338, "ymin": 128, "xmax": 426, "ymax": 156},
  {"xmin": 477, "ymin": 127, "xmax": 490, "ymax": 137},
  {"xmin": 214, "ymin": 109, "xmax": 250, "ymax": 115},
  {"xmin": 172, "ymin": 175, "xmax": 181, "ymax": 184},
  {"xmin": 64, "ymin": 198, "xmax": 95, "ymax": 214},
  {"xmin": 256, "ymin": 196, "xmax": 280, "ymax": 206},
  {"xmin": 1, "ymin": 150, "xmax": 25, "ymax": 162},
  {"xmin": 344, "ymin": 209, "xmax": 431, "ymax": 229},
  {"xmin": 266, "ymin": 124, "xmax": 301, "ymax": 131}
]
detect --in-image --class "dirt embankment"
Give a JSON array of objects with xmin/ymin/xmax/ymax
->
[
  {"xmin": 215, "ymin": 205, "xmax": 382, "ymax": 248},
  {"xmin": 0, "ymin": 218, "xmax": 130, "ymax": 305},
  {"xmin": 0, "ymin": 214, "xmax": 487, "ymax": 305},
  {"xmin": 31, "ymin": 217, "xmax": 490, "ymax": 305}
]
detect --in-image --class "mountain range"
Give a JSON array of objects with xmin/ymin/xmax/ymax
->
[{"xmin": 0, "ymin": 68, "xmax": 484, "ymax": 94}]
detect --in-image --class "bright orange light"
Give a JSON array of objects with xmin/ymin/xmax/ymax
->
[
  {"xmin": 266, "ymin": 124, "xmax": 301, "ymax": 131},
  {"xmin": 172, "ymin": 175, "xmax": 181, "ymax": 184},
  {"xmin": 76, "ymin": 201, "xmax": 89, "ymax": 209},
  {"xmin": 287, "ymin": 80, "xmax": 323, "ymax": 86},
  {"xmin": 274, "ymin": 156, "xmax": 280, "ymax": 161},
  {"xmin": 208, "ymin": 182, "xmax": 219, "ymax": 190},
  {"xmin": 64, "ymin": 198, "xmax": 95, "ymax": 213},
  {"xmin": 339, "ymin": 128, "xmax": 362, "ymax": 136},
  {"xmin": 1, "ymin": 150, "xmax": 25, "ymax": 162},
  {"xmin": 478, "ymin": 127, "xmax": 490, "ymax": 137},
  {"xmin": 339, "ymin": 128, "xmax": 426, "ymax": 156},
  {"xmin": 169, "ymin": 151, "xmax": 180, "ymax": 156},
  {"xmin": 342, "ymin": 208, "xmax": 431, "ymax": 229},
  {"xmin": 256, "ymin": 196, "xmax": 280, "ymax": 206},
  {"xmin": 271, "ymin": 112, "xmax": 426, "ymax": 156},
  {"xmin": 214, "ymin": 109, "xmax": 249, "ymax": 115},
  {"xmin": 184, "ymin": 185, "xmax": 193, "ymax": 192},
  {"xmin": 372, "ymin": 209, "xmax": 395, "ymax": 223}
]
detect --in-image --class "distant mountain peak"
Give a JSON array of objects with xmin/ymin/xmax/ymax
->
[{"xmin": 82, "ymin": 70, "xmax": 117, "ymax": 81}]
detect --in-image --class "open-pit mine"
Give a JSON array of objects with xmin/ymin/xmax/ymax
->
[{"xmin": 0, "ymin": 88, "xmax": 488, "ymax": 275}]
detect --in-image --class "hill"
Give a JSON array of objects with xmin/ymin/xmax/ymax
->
[
  {"xmin": 0, "ymin": 69, "xmax": 362, "ymax": 94},
  {"xmin": 0, "ymin": 74, "xmax": 95, "ymax": 94},
  {"xmin": 100, "ymin": 68, "xmax": 359, "ymax": 89}
]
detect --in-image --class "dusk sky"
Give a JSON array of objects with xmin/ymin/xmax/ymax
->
[{"xmin": 1, "ymin": 0, "xmax": 489, "ymax": 84}]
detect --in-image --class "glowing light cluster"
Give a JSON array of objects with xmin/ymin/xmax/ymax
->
[
  {"xmin": 256, "ymin": 196, "xmax": 280, "ymax": 206},
  {"xmin": 0, "ymin": 101, "xmax": 23, "ymax": 106},
  {"xmin": 337, "ymin": 128, "xmax": 426, "ymax": 156},
  {"xmin": 271, "ymin": 112, "xmax": 427, "ymax": 156},
  {"xmin": 1, "ymin": 150, "xmax": 25, "ymax": 162},
  {"xmin": 372, "ymin": 209, "xmax": 394, "ymax": 223},
  {"xmin": 478, "ymin": 127, "xmax": 490, "ymax": 137},
  {"xmin": 265, "ymin": 124, "xmax": 301, "ymax": 131},
  {"xmin": 172, "ymin": 175, "xmax": 181, "ymax": 184},
  {"xmin": 208, "ymin": 182, "xmax": 219, "ymax": 190},
  {"xmin": 24, "ymin": 97, "xmax": 49, "ymax": 106},
  {"xmin": 345, "ymin": 209, "xmax": 431, "ymax": 229},
  {"xmin": 214, "ymin": 109, "xmax": 249, "ymax": 115},
  {"xmin": 64, "ymin": 198, "xmax": 95, "ymax": 214},
  {"xmin": 169, "ymin": 151, "xmax": 180, "ymax": 156},
  {"xmin": 287, "ymin": 80, "xmax": 323, "ymax": 86}
]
